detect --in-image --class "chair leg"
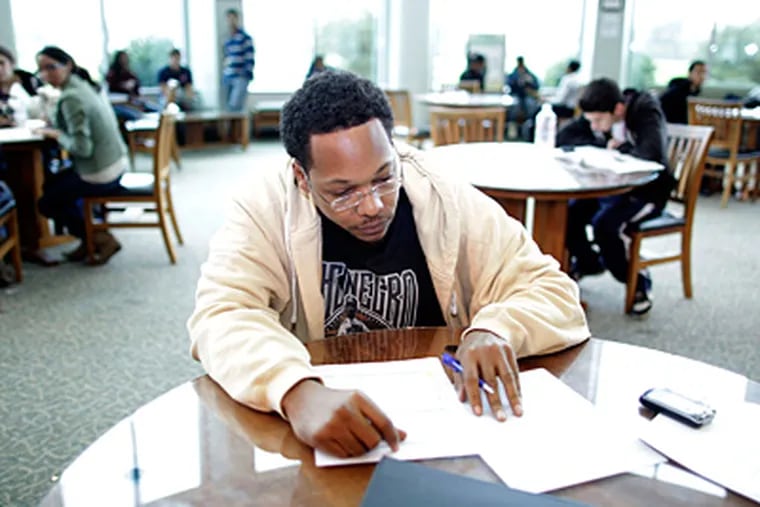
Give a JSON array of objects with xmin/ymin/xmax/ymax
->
[
  {"xmin": 680, "ymin": 231, "xmax": 692, "ymax": 299},
  {"xmin": 719, "ymin": 163, "xmax": 734, "ymax": 208},
  {"xmin": 8, "ymin": 209, "xmax": 23, "ymax": 283},
  {"xmin": 165, "ymin": 189, "xmax": 184, "ymax": 244},
  {"xmin": 157, "ymin": 207, "xmax": 177, "ymax": 264},
  {"xmin": 625, "ymin": 234, "xmax": 642, "ymax": 313},
  {"xmin": 83, "ymin": 200, "xmax": 98, "ymax": 264}
]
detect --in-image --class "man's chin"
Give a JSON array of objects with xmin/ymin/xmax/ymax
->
[{"xmin": 352, "ymin": 220, "xmax": 390, "ymax": 243}]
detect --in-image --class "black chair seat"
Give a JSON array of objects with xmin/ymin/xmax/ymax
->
[
  {"xmin": 631, "ymin": 210, "xmax": 685, "ymax": 233},
  {"xmin": 707, "ymin": 148, "xmax": 760, "ymax": 160},
  {"xmin": 101, "ymin": 173, "xmax": 155, "ymax": 197}
]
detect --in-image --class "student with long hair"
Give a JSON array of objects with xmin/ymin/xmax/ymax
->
[{"xmin": 34, "ymin": 46, "xmax": 126, "ymax": 264}]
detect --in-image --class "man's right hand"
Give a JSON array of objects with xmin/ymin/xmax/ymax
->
[{"xmin": 281, "ymin": 379, "xmax": 406, "ymax": 458}]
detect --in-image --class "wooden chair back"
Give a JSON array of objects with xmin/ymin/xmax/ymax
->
[
  {"xmin": 687, "ymin": 98, "xmax": 743, "ymax": 154},
  {"xmin": 623, "ymin": 123, "xmax": 714, "ymax": 313},
  {"xmin": 384, "ymin": 90, "xmax": 414, "ymax": 130},
  {"xmin": 0, "ymin": 207, "xmax": 23, "ymax": 283},
  {"xmin": 429, "ymin": 106, "xmax": 505, "ymax": 146}
]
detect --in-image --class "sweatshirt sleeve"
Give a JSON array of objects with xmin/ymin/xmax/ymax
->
[
  {"xmin": 187, "ymin": 196, "xmax": 318, "ymax": 416},
  {"xmin": 56, "ymin": 94, "xmax": 94, "ymax": 157},
  {"xmin": 461, "ymin": 186, "xmax": 590, "ymax": 356}
]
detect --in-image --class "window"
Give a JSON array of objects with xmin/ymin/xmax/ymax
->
[
  {"xmin": 242, "ymin": 0, "xmax": 382, "ymax": 92},
  {"xmin": 430, "ymin": 0, "xmax": 586, "ymax": 91},
  {"xmin": 11, "ymin": 0, "xmax": 186, "ymax": 87},
  {"xmin": 627, "ymin": 0, "xmax": 760, "ymax": 90},
  {"xmin": 102, "ymin": 0, "xmax": 186, "ymax": 86},
  {"xmin": 11, "ymin": 0, "xmax": 104, "ymax": 79}
]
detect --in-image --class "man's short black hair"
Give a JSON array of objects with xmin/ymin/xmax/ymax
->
[
  {"xmin": 169, "ymin": 48, "xmax": 181, "ymax": 57},
  {"xmin": 568, "ymin": 60, "xmax": 581, "ymax": 72},
  {"xmin": 578, "ymin": 77, "xmax": 624, "ymax": 113},
  {"xmin": 688, "ymin": 60, "xmax": 706, "ymax": 72},
  {"xmin": 470, "ymin": 53, "xmax": 486, "ymax": 65},
  {"xmin": 226, "ymin": 8, "xmax": 239, "ymax": 17},
  {"xmin": 281, "ymin": 70, "xmax": 394, "ymax": 170}
]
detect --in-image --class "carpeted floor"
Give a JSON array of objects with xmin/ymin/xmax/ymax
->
[{"xmin": 1, "ymin": 141, "xmax": 758, "ymax": 506}]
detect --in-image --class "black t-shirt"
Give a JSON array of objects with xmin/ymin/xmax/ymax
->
[
  {"xmin": 157, "ymin": 66, "xmax": 193, "ymax": 86},
  {"xmin": 321, "ymin": 189, "xmax": 446, "ymax": 337}
]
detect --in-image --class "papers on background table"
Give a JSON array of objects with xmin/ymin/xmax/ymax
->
[
  {"xmin": 314, "ymin": 358, "xmax": 479, "ymax": 467},
  {"xmin": 554, "ymin": 145, "xmax": 664, "ymax": 174},
  {"xmin": 476, "ymin": 369, "xmax": 665, "ymax": 493},
  {"xmin": 640, "ymin": 401, "xmax": 760, "ymax": 503}
]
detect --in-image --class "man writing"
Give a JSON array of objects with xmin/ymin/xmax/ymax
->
[{"xmin": 188, "ymin": 70, "xmax": 589, "ymax": 458}]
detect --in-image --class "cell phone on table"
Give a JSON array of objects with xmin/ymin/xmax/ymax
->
[{"xmin": 639, "ymin": 388, "xmax": 716, "ymax": 428}]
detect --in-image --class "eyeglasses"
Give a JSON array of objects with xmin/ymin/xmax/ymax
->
[
  {"xmin": 36, "ymin": 62, "xmax": 65, "ymax": 75},
  {"xmin": 305, "ymin": 155, "xmax": 402, "ymax": 213}
]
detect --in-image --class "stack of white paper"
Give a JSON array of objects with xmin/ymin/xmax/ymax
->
[
  {"xmin": 640, "ymin": 402, "xmax": 760, "ymax": 503},
  {"xmin": 313, "ymin": 358, "xmax": 480, "ymax": 467},
  {"xmin": 555, "ymin": 145, "xmax": 664, "ymax": 174},
  {"xmin": 475, "ymin": 369, "xmax": 665, "ymax": 493},
  {"xmin": 313, "ymin": 359, "xmax": 665, "ymax": 495}
]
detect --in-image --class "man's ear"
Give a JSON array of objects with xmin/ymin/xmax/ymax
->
[{"xmin": 292, "ymin": 161, "xmax": 310, "ymax": 194}]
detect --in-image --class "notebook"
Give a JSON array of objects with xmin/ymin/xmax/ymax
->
[{"xmin": 360, "ymin": 457, "xmax": 590, "ymax": 507}]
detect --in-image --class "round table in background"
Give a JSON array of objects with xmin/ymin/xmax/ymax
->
[
  {"xmin": 39, "ymin": 328, "xmax": 758, "ymax": 507},
  {"xmin": 417, "ymin": 91, "xmax": 516, "ymax": 108},
  {"xmin": 427, "ymin": 142, "xmax": 660, "ymax": 269}
]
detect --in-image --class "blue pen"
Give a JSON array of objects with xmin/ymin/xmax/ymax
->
[{"xmin": 441, "ymin": 352, "xmax": 495, "ymax": 394}]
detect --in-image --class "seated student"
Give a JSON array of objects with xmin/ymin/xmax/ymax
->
[
  {"xmin": 157, "ymin": 48, "xmax": 195, "ymax": 111},
  {"xmin": 106, "ymin": 50, "xmax": 151, "ymax": 121},
  {"xmin": 0, "ymin": 45, "xmax": 43, "ymax": 126},
  {"xmin": 565, "ymin": 78, "xmax": 672, "ymax": 315},
  {"xmin": 33, "ymin": 46, "xmax": 126, "ymax": 265},
  {"xmin": 552, "ymin": 60, "xmax": 583, "ymax": 119},
  {"xmin": 187, "ymin": 70, "xmax": 589, "ymax": 458},
  {"xmin": 659, "ymin": 60, "xmax": 707, "ymax": 124},
  {"xmin": 459, "ymin": 53, "xmax": 486, "ymax": 92}
]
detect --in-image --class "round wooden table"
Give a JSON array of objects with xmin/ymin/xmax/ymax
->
[
  {"xmin": 417, "ymin": 91, "xmax": 516, "ymax": 108},
  {"xmin": 39, "ymin": 328, "xmax": 757, "ymax": 506},
  {"xmin": 428, "ymin": 142, "xmax": 659, "ymax": 269}
]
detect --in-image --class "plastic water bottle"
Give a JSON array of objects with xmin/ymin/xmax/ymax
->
[{"xmin": 534, "ymin": 102, "xmax": 557, "ymax": 148}]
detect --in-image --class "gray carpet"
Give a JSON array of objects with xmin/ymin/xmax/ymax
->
[{"xmin": 1, "ymin": 141, "xmax": 758, "ymax": 506}]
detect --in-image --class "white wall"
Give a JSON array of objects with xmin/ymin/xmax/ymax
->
[{"xmin": 186, "ymin": 0, "xmax": 222, "ymax": 109}]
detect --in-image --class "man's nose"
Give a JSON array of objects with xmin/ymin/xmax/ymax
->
[{"xmin": 356, "ymin": 190, "xmax": 383, "ymax": 216}]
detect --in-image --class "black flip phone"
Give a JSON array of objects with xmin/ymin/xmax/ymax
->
[{"xmin": 639, "ymin": 388, "xmax": 716, "ymax": 428}]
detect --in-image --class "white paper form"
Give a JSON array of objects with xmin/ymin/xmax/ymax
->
[
  {"xmin": 314, "ymin": 358, "xmax": 480, "ymax": 467},
  {"xmin": 478, "ymin": 369, "xmax": 665, "ymax": 493},
  {"xmin": 640, "ymin": 402, "xmax": 760, "ymax": 503},
  {"xmin": 554, "ymin": 145, "xmax": 664, "ymax": 174}
]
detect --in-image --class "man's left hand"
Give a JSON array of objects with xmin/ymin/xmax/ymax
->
[{"xmin": 455, "ymin": 330, "xmax": 522, "ymax": 422}]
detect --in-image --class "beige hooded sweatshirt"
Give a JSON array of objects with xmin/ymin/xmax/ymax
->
[{"xmin": 188, "ymin": 146, "xmax": 590, "ymax": 416}]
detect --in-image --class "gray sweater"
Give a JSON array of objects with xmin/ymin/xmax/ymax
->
[{"xmin": 54, "ymin": 74, "xmax": 127, "ymax": 177}]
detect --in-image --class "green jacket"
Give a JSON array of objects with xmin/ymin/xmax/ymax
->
[{"xmin": 54, "ymin": 74, "xmax": 126, "ymax": 176}]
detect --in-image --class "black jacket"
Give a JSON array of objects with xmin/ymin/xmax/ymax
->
[
  {"xmin": 619, "ymin": 90, "xmax": 673, "ymax": 208},
  {"xmin": 659, "ymin": 77, "xmax": 698, "ymax": 124}
]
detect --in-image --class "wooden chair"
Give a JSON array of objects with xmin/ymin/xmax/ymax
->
[
  {"xmin": 0, "ymin": 186, "xmax": 23, "ymax": 283},
  {"xmin": 687, "ymin": 97, "xmax": 760, "ymax": 207},
  {"xmin": 383, "ymin": 90, "xmax": 430, "ymax": 148},
  {"xmin": 624, "ymin": 123, "xmax": 714, "ymax": 313},
  {"xmin": 83, "ymin": 113, "xmax": 184, "ymax": 264},
  {"xmin": 429, "ymin": 106, "xmax": 505, "ymax": 146},
  {"xmin": 125, "ymin": 113, "xmax": 182, "ymax": 171}
]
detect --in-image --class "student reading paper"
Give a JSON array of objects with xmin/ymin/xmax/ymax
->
[{"xmin": 187, "ymin": 70, "xmax": 589, "ymax": 458}]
